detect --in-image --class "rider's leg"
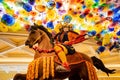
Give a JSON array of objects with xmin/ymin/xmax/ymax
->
[{"xmin": 54, "ymin": 45, "xmax": 70, "ymax": 71}]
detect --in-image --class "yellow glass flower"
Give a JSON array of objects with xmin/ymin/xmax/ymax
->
[
  {"xmin": 9, "ymin": 22, "xmax": 21, "ymax": 32},
  {"xmin": 46, "ymin": 10, "xmax": 56, "ymax": 21},
  {"xmin": 35, "ymin": 5, "xmax": 46, "ymax": 13},
  {"xmin": 19, "ymin": 9, "xmax": 29, "ymax": 16},
  {"xmin": 0, "ymin": 22, "xmax": 8, "ymax": 32}
]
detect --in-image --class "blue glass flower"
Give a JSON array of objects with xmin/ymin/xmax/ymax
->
[
  {"xmin": 112, "ymin": 6, "xmax": 120, "ymax": 14},
  {"xmin": 88, "ymin": 30, "xmax": 96, "ymax": 36},
  {"xmin": 94, "ymin": 0, "xmax": 99, "ymax": 3},
  {"xmin": 23, "ymin": 3, "xmax": 32, "ymax": 12},
  {"xmin": 97, "ymin": 46, "xmax": 105, "ymax": 53},
  {"xmin": 64, "ymin": 15, "xmax": 72, "ymax": 23},
  {"xmin": 0, "ymin": 0, "xmax": 3, "ymax": 3},
  {"xmin": 82, "ymin": 5, "xmax": 86, "ymax": 9},
  {"xmin": 28, "ymin": 0, "xmax": 35, "ymax": 5},
  {"xmin": 1, "ymin": 14, "xmax": 15, "ymax": 26},
  {"xmin": 47, "ymin": 21, "xmax": 54, "ymax": 29},
  {"xmin": 56, "ymin": 2, "xmax": 62, "ymax": 9},
  {"xmin": 47, "ymin": 1, "xmax": 55, "ymax": 9},
  {"xmin": 112, "ymin": 13, "xmax": 120, "ymax": 23},
  {"xmin": 108, "ymin": 27, "xmax": 114, "ymax": 32},
  {"xmin": 117, "ymin": 30, "xmax": 120, "ymax": 36},
  {"xmin": 91, "ymin": 30, "xmax": 96, "ymax": 36}
]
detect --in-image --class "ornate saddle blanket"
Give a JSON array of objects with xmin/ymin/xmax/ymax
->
[
  {"xmin": 54, "ymin": 52, "xmax": 85, "ymax": 65},
  {"xmin": 36, "ymin": 52, "xmax": 85, "ymax": 65},
  {"xmin": 27, "ymin": 52, "xmax": 91, "ymax": 80}
]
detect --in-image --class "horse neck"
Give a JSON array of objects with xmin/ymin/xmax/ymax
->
[{"xmin": 38, "ymin": 34, "xmax": 53, "ymax": 50}]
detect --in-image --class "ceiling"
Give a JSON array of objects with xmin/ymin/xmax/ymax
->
[{"xmin": 0, "ymin": 30, "xmax": 120, "ymax": 79}]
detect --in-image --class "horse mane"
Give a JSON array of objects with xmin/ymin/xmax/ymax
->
[{"xmin": 31, "ymin": 24, "xmax": 54, "ymax": 45}]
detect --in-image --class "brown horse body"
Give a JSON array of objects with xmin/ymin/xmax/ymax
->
[
  {"xmin": 54, "ymin": 30, "xmax": 116, "ymax": 76},
  {"xmin": 14, "ymin": 25, "xmax": 98, "ymax": 80}
]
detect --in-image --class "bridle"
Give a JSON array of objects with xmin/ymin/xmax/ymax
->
[
  {"xmin": 33, "ymin": 46, "xmax": 54, "ymax": 53},
  {"xmin": 30, "ymin": 30, "xmax": 44, "ymax": 45},
  {"xmin": 32, "ymin": 36, "xmax": 41, "ymax": 45}
]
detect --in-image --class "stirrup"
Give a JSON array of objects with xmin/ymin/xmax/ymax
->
[{"xmin": 56, "ymin": 65, "xmax": 71, "ymax": 72}]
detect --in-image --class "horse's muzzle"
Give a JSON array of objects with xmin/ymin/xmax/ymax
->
[
  {"xmin": 29, "ymin": 44, "xmax": 33, "ymax": 48},
  {"xmin": 25, "ymin": 40, "xmax": 29, "ymax": 46},
  {"xmin": 25, "ymin": 40, "xmax": 33, "ymax": 48}
]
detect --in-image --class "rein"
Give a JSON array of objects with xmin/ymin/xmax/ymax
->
[
  {"xmin": 32, "ymin": 31, "xmax": 45, "ymax": 45},
  {"xmin": 32, "ymin": 36, "xmax": 41, "ymax": 45},
  {"xmin": 33, "ymin": 46, "xmax": 55, "ymax": 53}
]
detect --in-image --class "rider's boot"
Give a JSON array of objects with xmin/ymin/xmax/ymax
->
[{"xmin": 56, "ymin": 62, "xmax": 71, "ymax": 72}]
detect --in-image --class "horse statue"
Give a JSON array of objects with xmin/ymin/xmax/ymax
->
[
  {"xmin": 54, "ymin": 28, "xmax": 116, "ymax": 76},
  {"xmin": 14, "ymin": 24, "xmax": 98, "ymax": 80}
]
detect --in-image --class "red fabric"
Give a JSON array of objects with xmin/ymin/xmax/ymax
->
[
  {"xmin": 62, "ymin": 62, "xmax": 70, "ymax": 71},
  {"xmin": 64, "ymin": 35, "xmax": 86, "ymax": 46}
]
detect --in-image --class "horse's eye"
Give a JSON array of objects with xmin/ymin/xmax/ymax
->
[
  {"xmin": 31, "ymin": 31, "xmax": 35, "ymax": 34},
  {"xmin": 39, "ymin": 32, "xmax": 43, "ymax": 35}
]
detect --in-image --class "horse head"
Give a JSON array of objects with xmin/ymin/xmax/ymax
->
[
  {"xmin": 25, "ymin": 25, "xmax": 43, "ymax": 48},
  {"xmin": 25, "ymin": 24, "xmax": 54, "ymax": 49}
]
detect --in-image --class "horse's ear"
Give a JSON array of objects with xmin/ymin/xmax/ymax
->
[
  {"xmin": 33, "ymin": 23, "xmax": 44, "ymax": 29},
  {"xmin": 34, "ymin": 23, "xmax": 38, "ymax": 27},
  {"xmin": 30, "ymin": 24, "xmax": 38, "ymax": 30},
  {"xmin": 30, "ymin": 26, "xmax": 36, "ymax": 30}
]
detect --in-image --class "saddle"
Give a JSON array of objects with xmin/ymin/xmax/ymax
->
[{"xmin": 54, "ymin": 52, "xmax": 85, "ymax": 65}]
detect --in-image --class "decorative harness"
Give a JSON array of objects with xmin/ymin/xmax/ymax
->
[
  {"xmin": 32, "ymin": 36, "xmax": 41, "ymax": 45},
  {"xmin": 33, "ymin": 46, "xmax": 55, "ymax": 53}
]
